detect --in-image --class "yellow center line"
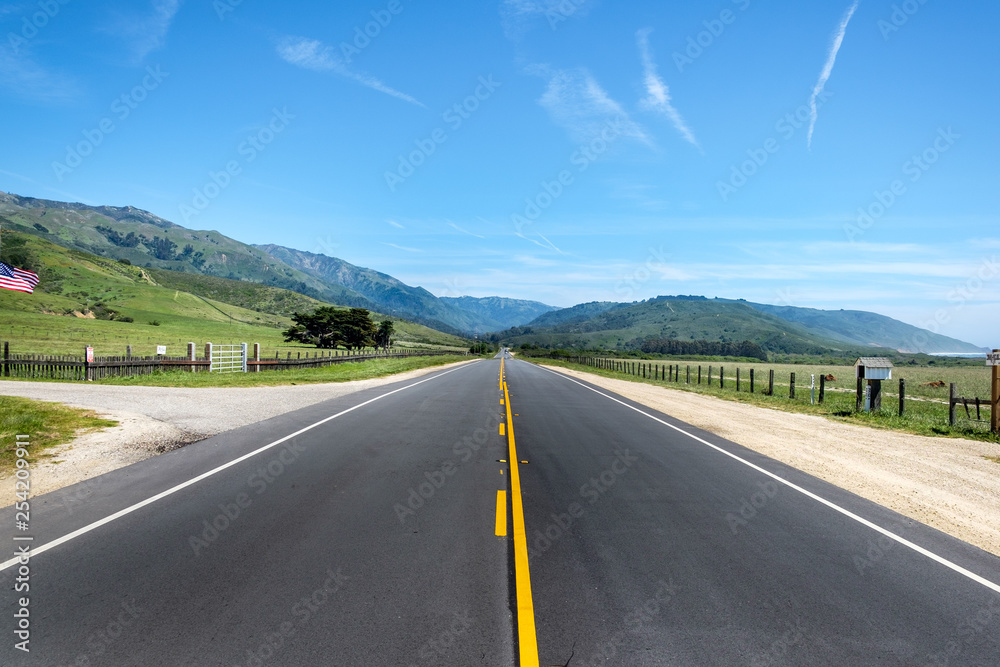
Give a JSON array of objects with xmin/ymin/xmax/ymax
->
[
  {"xmin": 495, "ymin": 490, "xmax": 507, "ymax": 536},
  {"xmin": 504, "ymin": 376, "xmax": 539, "ymax": 666}
]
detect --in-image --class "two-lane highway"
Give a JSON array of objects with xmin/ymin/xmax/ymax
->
[{"xmin": 2, "ymin": 356, "xmax": 999, "ymax": 665}]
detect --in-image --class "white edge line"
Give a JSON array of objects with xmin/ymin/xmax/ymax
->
[
  {"xmin": 1, "ymin": 360, "xmax": 481, "ymax": 571},
  {"xmin": 531, "ymin": 362, "xmax": 1000, "ymax": 596}
]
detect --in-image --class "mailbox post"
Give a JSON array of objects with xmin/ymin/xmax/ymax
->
[{"xmin": 855, "ymin": 357, "xmax": 894, "ymax": 413}]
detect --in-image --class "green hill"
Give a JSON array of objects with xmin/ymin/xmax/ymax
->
[
  {"xmin": 489, "ymin": 296, "xmax": 878, "ymax": 356},
  {"xmin": 0, "ymin": 230, "xmax": 467, "ymax": 355}
]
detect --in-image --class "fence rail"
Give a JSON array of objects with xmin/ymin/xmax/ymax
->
[
  {"xmin": 561, "ymin": 355, "xmax": 996, "ymax": 434},
  {"xmin": 1, "ymin": 342, "xmax": 461, "ymax": 381}
]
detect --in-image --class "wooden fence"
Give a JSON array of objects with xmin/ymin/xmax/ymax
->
[
  {"xmin": 566, "ymin": 356, "xmax": 995, "ymax": 432},
  {"xmin": 1, "ymin": 342, "xmax": 462, "ymax": 381}
]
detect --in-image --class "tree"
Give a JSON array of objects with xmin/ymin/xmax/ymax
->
[
  {"xmin": 375, "ymin": 320, "xmax": 394, "ymax": 350},
  {"xmin": 283, "ymin": 307, "xmax": 377, "ymax": 350}
]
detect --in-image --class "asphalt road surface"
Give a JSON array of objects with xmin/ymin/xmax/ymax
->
[{"xmin": 2, "ymin": 356, "xmax": 999, "ymax": 665}]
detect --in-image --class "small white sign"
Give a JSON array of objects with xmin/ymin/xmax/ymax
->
[
  {"xmin": 987, "ymin": 352, "xmax": 1000, "ymax": 366},
  {"xmin": 157, "ymin": 345, "xmax": 167, "ymax": 355}
]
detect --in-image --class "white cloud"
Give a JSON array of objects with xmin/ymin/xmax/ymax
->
[
  {"xmin": 276, "ymin": 36, "xmax": 425, "ymax": 107},
  {"xmin": 636, "ymin": 28, "xmax": 699, "ymax": 149},
  {"xmin": 105, "ymin": 0, "xmax": 182, "ymax": 63},
  {"xmin": 500, "ymin": 0, "xmax": 592, "ymax": 40},
  {"xmin": 447, "ymin": 221, "xmax": 486, "ymax": 239},
  {"xmin": 0, "ymin": 48, "xmax": 80, "ymax": 103},
  {"xmin": 382, "ymin": 242, "xmax": 423, "ymax": 253},
  {"xmin": 532, "ymin": 65, "xmax": 649, "ymax": 145},
  {"xmin": 808, "ymin": 1, "xmax": 859, "ymax": 149}
]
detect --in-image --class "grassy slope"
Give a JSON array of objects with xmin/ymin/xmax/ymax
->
[
  {"xmin": 0, "ymin": 199, "xmax": 375, "ymax": 309},
  {"xmin": 502, "ymin": 298, "xmax": 865, "ymax": 355},
  {"xmin": 0, "ymin": 232, "xmax": 468, "ymax": 355}
]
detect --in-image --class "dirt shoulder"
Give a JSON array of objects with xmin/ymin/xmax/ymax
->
[
  {"xmin": 0, "ymin": 360, "xmax": 478, "ymax": 503},
  {"xmin": 541, "ymin": 365, "xmax": 1000, "ymax": 558}
]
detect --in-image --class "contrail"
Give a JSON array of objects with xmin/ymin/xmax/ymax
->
[{"xmin": 808, "ymin": 1, "xmax": 859, "ymax": 149}]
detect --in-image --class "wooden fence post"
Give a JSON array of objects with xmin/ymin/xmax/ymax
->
[
  {"xmin": 698, "ymin": 366, "xmax": 702, "ymax": 384},
  {"xmin": 819, "ymin": 375, "xmax": 825, "ymax": 404},
  {"xmin": 768, "ymin": 370, "xmax": 774, "ymax": 396},
  {"xmin": 898, "ymin": 378, "xmax": 905, "ymax": 417},
  {"xmin": 992, "ymin": 350, "xmax": 999, "ymax": 434},
  {"xmin": 789, "ymin": 372, "xmax": 796, "ymax": 399},
  {"xmin": 188, "ymin": 342, "xmax": 195, "ymax": 373},
  {"xmin": 708, "ymin": 366, "xmax": 712, "ymax": 386},
  {"xmin": 949, "ymin": 383, "xmax": 957, "ymax": 426},
  {"xmin": 749, "ymin": 368, "xmax": 755, "ymax": 394},
  {"xmin": 736, "ymin": 368, "xmax": 740, "ymax": 392},
  {"xmin": 126, "ymin": 345, "xmax": 133, "ymax": 358},
  {"xmin": 720, "ymin": 366, "xmax": 724, "ymax": 389},
  {"xmin": 2, "ymin": 341, "xmax": 8, "ymax": 378},
  {"xmin": 686, "ymin": 365, "xmax": 690, "ymax": 384}
]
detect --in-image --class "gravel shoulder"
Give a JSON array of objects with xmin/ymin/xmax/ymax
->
[
  {"xmin": 542, "ymin": 365, "xmax": 1000, "ymax": 558},
  {"xmin": 0, "ymin": 360, "xmax": 477, "ymax": 502}
]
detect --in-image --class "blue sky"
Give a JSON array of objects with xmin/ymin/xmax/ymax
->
[{"xmin": 1, "ymin": 0, "xmax": 998, "ymax": 347}]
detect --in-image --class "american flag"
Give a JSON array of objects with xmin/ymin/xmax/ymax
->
[{"xmin": 0, "ymin": 261, "xmax": 39, "ymax": 294}]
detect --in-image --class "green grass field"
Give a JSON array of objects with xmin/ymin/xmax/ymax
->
[
  {"xmin": 0, "ymin": 396, "xmax": 118, "ymax": 472},
  {"xmin": 531, "ymin": 358, "xmax": 999, "ymax": 443},
  {"xmin": 0, "ymin": 231, "xmax": 469, "ymax": 356}
]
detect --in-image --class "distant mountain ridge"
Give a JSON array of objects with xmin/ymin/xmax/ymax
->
[
  {"xmin": 511, "ymin": 295, "xmax": 985, "ymax": 355},
  {"xmin": 0, "ymin": 190, "xmax": 986, "ymax": 354},
  {"xmin": 439, "ymin": 296, "xmax": 556, "ymax": 331},
  {"xmin": 0, "ymin": 190, "xmax": 549, "ymax": 335}
]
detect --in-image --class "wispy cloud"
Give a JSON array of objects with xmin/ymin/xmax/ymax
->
[
  {"xmin": 387, "ymin": 219, "xmax": 405, "ymax": 229},
  {"xmin": 808, "ymin": 1, "xmax": 859, "ymax": 149},
  {"xmin": 105, "ymin": 0, "xmax": 182, "ymax": 63},
  {"xmin": 382, "ymin": 242, "xmax": 423, "ymax": 253},
  {"xmin": 500, "ymin": 0, "xmax": 592, "ymax": 40},
  {"xmin": 0, "ymin": 48, "xmax": 80, "ymax": 103},
  {"xmin": 447, "ymin": 221, "xmax": 486, "ymax": 239},
  {"xmin": 531, "ymin": 65, "xmax": 648, "ymax": 145},
  {"xmin": 276, "ymin": 36, "xmax": 424, "ymax": 108},
  {"xmin": 636, "ymin": 28, "xmax": 699, "ymax": 150}
]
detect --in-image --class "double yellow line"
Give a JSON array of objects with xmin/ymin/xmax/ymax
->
[{"xmin": 500, "ymin": 358, "xmax": 539, "ymax": 666}]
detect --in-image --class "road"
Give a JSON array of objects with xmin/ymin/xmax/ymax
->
[{"xmin": 2, "ymin": 355, "xmax": 999, "ymax": 665}]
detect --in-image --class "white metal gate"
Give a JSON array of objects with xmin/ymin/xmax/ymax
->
[{"xmin": 208, "ymin": 343, "xmax": 247, "ymax": 373}]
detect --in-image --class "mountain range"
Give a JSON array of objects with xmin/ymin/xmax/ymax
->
[{"xmin": 0, "ymin": 190, "xmax": 986, "ymax": 356}]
